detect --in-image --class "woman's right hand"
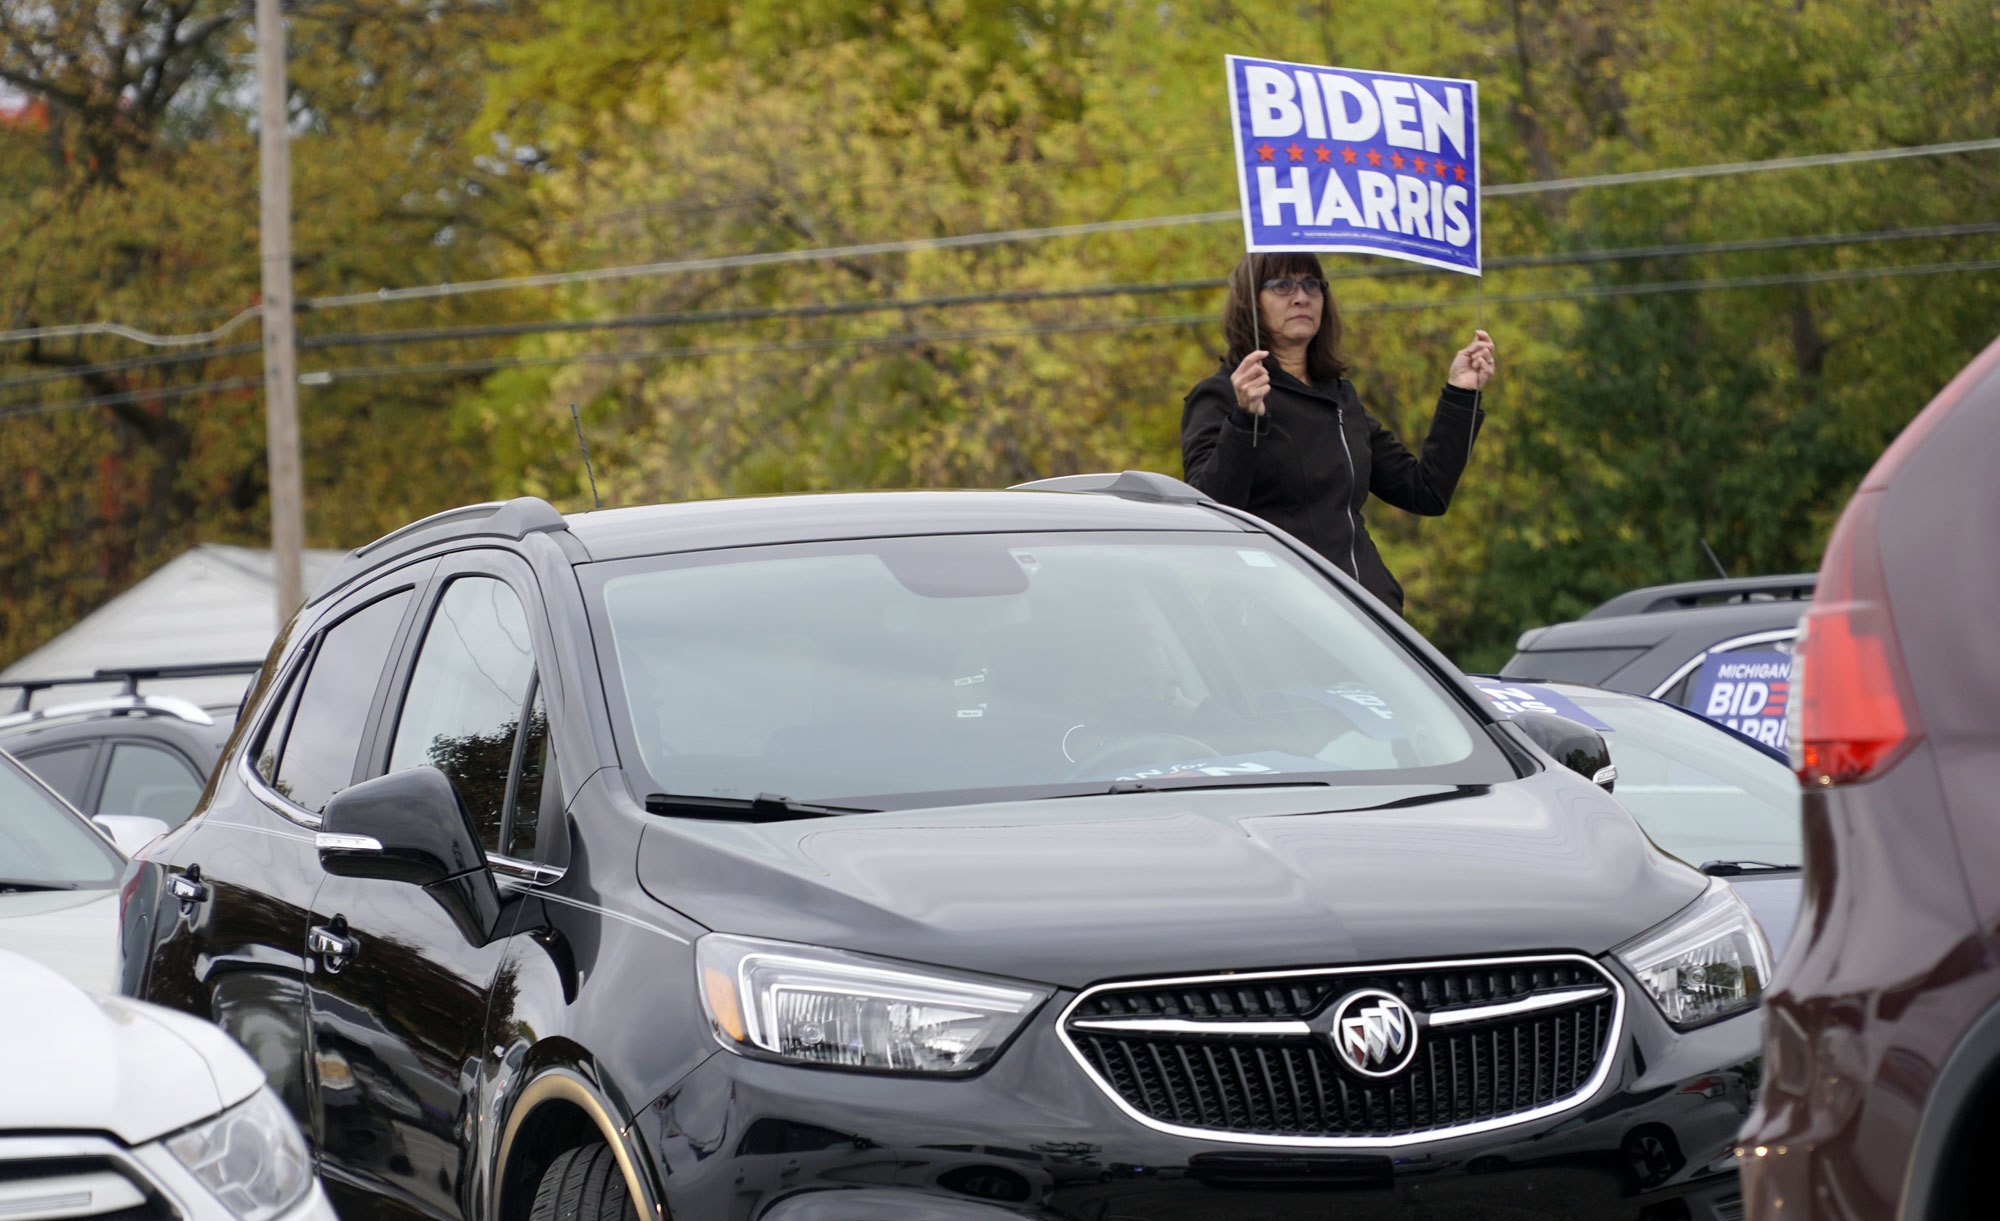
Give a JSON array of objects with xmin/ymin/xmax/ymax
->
[{"xmin": 1231, "ymin": 350, "xmax": 1270, "ymax": 416}]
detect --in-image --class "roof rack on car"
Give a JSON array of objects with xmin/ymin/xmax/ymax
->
[
  {"xmin": 1581, "ymin": 573, "xmax": 1817, "ymax": 620},
  {"xmin": 1007, "ymin": 470, "xmax": 1211, "ymax": 505},
  {"xmin": 0, "ymin": 693, "xmax": 217, "ymax": 731},
  {"xmin": 2, "ymin": 661, "xmax": 264, "ymax": 715},
  {"xmin": 310, "ymin": 496, "xmax": 570, "ymax": 605}
]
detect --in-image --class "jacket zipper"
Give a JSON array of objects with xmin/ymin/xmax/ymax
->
[{"xmin": 1335, "ymin": 404, "xmax": 1360, "ymax": 577}]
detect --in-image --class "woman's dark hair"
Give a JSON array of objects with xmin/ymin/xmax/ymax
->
[{"xmin": 1222, "ymin": 252, "xmax": 1348, "ymax": 383}]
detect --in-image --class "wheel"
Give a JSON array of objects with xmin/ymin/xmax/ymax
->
[
  {"xmin": 529, "ymin": 1143, "xmax": 636, "ymax": 1221},
  {"xmin": 1066, "ymin": 731, "xmax": 1222, "ymax": 779}
]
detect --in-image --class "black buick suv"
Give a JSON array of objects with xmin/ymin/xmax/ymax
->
[{"xmin": 120, "ymin": 472, "xmax": 1766, "ymax": 1221}]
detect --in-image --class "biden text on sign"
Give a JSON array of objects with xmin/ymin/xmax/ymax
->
[{"xmin": 1227, "ymin": 56, "xmax": 1481, "ymax": 275}]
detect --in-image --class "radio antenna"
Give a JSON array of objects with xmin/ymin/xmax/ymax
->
[
  {"xmin": 1699, "ymin": 538, "xmax": 1730, "ymax": 580},
  {"xmin": 569, "ymin": 401, "xmax": 603, "ymax": 510}
]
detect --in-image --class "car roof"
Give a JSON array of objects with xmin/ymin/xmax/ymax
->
[
  {"xmin": 0, "ymin": 710, "xmax": 233, "ymax": 751},
  {"xmin": 1579, "ymin": 573, "xmax": 1815, "ymax": 620},
  {"xmin": 310, "ymin": 480, "xmax": 1255, "ymax": 602},
  {"xmin": 1504, "ymin": 583, "xmax": 1809, "ymax": 697},
  {"xmin": 1514, "ymin": 599, "xmax": 1806, "ymax": 653},
  {"xmin": 562, "ymin": 489, "xmax": 1247, "ymax": 562}
]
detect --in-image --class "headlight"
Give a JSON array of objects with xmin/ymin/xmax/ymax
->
[
  {"xmin": 1614, "ymin": 879, "xmax": 1774, "ymax": 1028},
  {"xmin": 696, "ymin": 933, "xmax": 1050, "ymax": 1074},
  {"xmin": 165, "ymin": 1085, "xmax": 313, "ymax": 1221}
]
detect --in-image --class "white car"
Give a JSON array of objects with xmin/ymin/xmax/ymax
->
[
  {"xmin": 0, "ymin": 748, "xmax": 133, "ymax": 990},
  {"xmin": 0, "ymin": 948, "xmax": 337, "ymax": 1221}
]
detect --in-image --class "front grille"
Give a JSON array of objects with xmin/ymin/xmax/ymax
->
[
  {"xmin": 0, "ymin": 1157, "xmax": 170, "ymax": 1221},
  {"xmin": 1062, "ymin": 956, "xmax": 1621, "ymax": 1143}
]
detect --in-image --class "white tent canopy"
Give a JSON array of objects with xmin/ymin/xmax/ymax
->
[{"xmin": 2, "ymin": 545, "xmax": 344, "ymax": 711}]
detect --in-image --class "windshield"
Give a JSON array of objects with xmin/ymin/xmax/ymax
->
[
  {"xmin": 1567, "ymin": 691, "xmax": 1801, "ymax": 867},
  {"xmin": 589, "ymin": 532, "xmax": 1510, "ymax": 810},
  {"xmin": 0, "ymin": 755, "xmax": 123, "ymax": 886}
]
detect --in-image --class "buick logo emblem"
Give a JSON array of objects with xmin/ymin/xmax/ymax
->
[{"xmin": 1327, "ymin": 989, "xmax": 1419, "ymax": 1077}]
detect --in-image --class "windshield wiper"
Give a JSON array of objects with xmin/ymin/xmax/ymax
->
[
  {"xmin": 643, "ymin": 792, "xmax": 879, "ymax": 822},
  {"xmin": 1044, "ymin": 778, "xmax": 1333, "ymax": 800},
  {"xmin": 1700, "ymin": 860, "xmax": 1801, "ymax": 877},
  {"xmin": 0, "ymin": 878, "xmax": 74, "ymax": 893}
]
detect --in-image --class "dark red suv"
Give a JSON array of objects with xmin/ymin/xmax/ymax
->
[{"xmin": 1741, "ymin": 330, "xmax": 2000, "ymax": 1220}]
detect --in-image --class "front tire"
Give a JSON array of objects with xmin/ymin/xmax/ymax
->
[{"xmin": 529, "ymin": 1143, "xmax": 636, "ymax": 1221}]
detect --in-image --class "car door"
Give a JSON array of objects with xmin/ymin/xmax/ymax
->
[
  {"xmin": 305, "ymin": 554, "xmax": 554, "ymax": 1221},
  {"xmin": 140, "ymin": 568, "xmax": 430, "ymax": 1127}
]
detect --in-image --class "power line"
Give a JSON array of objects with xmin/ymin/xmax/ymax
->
[
  {"xmin": 303, "ymin": 137, "xmax": 2000, "ymax": 310},
  {"xmin": 0, "ymin": 376, "xmax": 263, "ymax": 421},
  {"xmin": 1351, "ymin": 256, "xmax": 2000, "ymax": 311},
  {"xmin": 0, "ymin": 342, "xmax": 263, "ymax": 393},
  {"xmin": 0, "ymin": 307, "xmax": 262, "ymax": 349},
  {"xmin": 566, "ymin": 56, "xmax": 2000, "ymax": 230},
  {"xmin": 292, "ymin": 256, "xmax": 1995, "ymax": 387},
  {"xmin": 1491, "ymin": 136, "xmax": 2000, "ymax": 195},
  {"xmin": 8, "ymin": 136, "xmax": 1997, "ymax": 349},
  {"xmin": 8, "ymin": 254, "xmax": 1994, "ymax": 421},
  {"xmin": 6, "ymin": 219, "xmax": 1997, "ymax": 396}
]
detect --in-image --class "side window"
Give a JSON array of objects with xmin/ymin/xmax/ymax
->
[
  {"xmin": 255, "ymin": 662, "xmax": 305, "ymax": 785},
  {"xmin": 272, "ymin": 592, "xmax": 414, "ymax": 814},
  {"xmin": 19, "ymin": 745, "xmax": 94, "ymax": 807},
  {"xmin": 503, "ymin": 686, "xmax": 549, "ymax": 860},
  {"xmin": 100, "ymin": 744, "xmax": 205, "ymax": 827},
  {"xmin": 390, "ymin": 577, "xmax": 537, "ymax": 854}
]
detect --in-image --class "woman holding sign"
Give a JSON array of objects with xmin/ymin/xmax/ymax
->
[{"xmin": 1180, "ymin": 251, "xmax": 1493, "ymax": 616}]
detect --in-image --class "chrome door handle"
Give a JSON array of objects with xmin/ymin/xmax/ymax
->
[
  {"xmin": 309, "ymin": 923, "xmax": 358, "ymax": 968},
  {"xmin": 170, "ymin": 867, "xmax": 208, "ymax": 908}
]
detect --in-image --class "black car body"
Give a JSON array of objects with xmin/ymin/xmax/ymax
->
[
  {"xmin": 123, "ymin": 477, "xmax": 1769, "ymax": 1221},
  {"xmin": 1501, "ymin": 575, "xmax": 1814, "ymax": 706}
]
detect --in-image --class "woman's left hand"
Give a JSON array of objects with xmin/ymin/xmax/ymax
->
[{"xmin": 1449, "ymin": 329, "xmax": 1496, "ymax": 390}]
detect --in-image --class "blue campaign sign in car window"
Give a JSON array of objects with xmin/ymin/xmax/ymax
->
[
  {"xmin": 1687, "ymin": 650, "xmax": 1793, "ymax": 750},
  {"xmin": 1471, "ymin": 679, "xmax": 1613, "ymax": 731}
]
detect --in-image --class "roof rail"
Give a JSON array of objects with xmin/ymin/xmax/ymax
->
[
  {"xmin": 0, "ymin": 694, "xmax": 216, "ymax": 732},
  {"xmin": 310, "ymin": 496, "xmax": 570, "ymax": 605},
  {"xmin": 2, "ymin": 662, "xmax": 263, "ymax": 714},
  {"xmin": 1007, "ymin": 470, "xmax": 1211, "ymax": 505},
  {"xmin": 1581, "ymin": 573, "xmax": 1817, "ymax": 620}
]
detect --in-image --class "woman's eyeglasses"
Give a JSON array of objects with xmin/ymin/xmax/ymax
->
[{"xmin": 1260, "ymin": 277, "xmax": 1329, "ymax": 297}]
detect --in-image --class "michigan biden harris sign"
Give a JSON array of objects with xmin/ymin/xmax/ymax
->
[{"xmin": 1227, "ymin": 57, "xmax": 1480, "ymax": 275}]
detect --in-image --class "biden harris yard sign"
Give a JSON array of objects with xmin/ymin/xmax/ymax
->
[
  {"xmin": 1227, "ymin": 56, "xmax": 1480, "ymax": 275},
  {"xmin": 1691, "ymin": 651, "xmax": 1794, "ymax": 750}
]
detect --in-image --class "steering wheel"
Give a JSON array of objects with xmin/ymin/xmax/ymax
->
[{"xmin": 1065, "ymin": 731, "xmax": 1223, "ymax": 780}]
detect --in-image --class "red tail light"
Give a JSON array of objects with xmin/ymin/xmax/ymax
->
[
  {"xmin": 1789, "ymin": 490, "xmax": 1921, "ymax": 787},
  {"xmin": 1789, "ymin": 332, "xmax": 2000, "ymax": 786}
]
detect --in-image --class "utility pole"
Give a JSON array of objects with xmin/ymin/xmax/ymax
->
[{"xmin": 257, "ymin": 0, "xmax": 304, "ymax": 620}]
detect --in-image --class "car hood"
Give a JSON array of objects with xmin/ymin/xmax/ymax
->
[
  {"xmin": 636, "ymin": 777, "xmax": 1706, "ymax": 987},
  {"xmin": 0, "ymin": 886, "xmax": 121, "ymax": 993},
  {"xmin": 0, "ymin": 949, "xmax": 264, "ymax": 1144}
]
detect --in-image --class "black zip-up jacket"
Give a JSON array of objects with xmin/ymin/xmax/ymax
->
[{"xmin": 1180, "ymin": 361, "xmax": 1484, "ymax": 615}]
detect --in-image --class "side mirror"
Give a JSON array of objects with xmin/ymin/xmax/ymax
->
[
  {"xmin": 319, "ymin": 767, "xmax": 503, "ymax": 943},
  {"xmin": 318, "ymin": 766, "xmax": 489, "ymax": 886},
  {"xmin": 94, "ymin": 815, "xmax": 171, "ymax": 857},
  {"xmin": 1511, "ymin": 711, "xmax": 1617, "ymax": 792}
]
